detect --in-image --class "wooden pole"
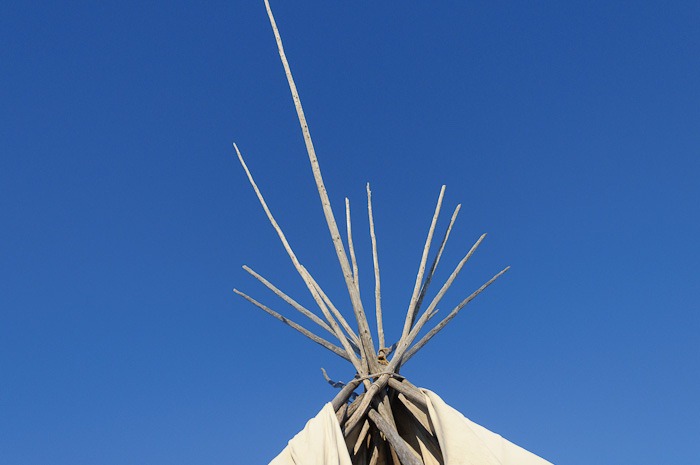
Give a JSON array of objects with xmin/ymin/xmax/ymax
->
[
  {"xmin": 367, "ymin": 184, "xmax": 385, "ymax": 350},
  {"xmin": 345, "ymin": 261, "xmax": 484, "ymax": 434},
  {"xmin": 413, "ymin": 204, "xmax": 461, "ymax": 319},
  {"xmin": 331, "ymin": 377, "xmax": 363, "ymax": 411},
  {"xmin": 304, "ymin": 267, "xmax": 361, "ymax": 348},
  {"xmin": 401, "ymin": 186, "xmax": 445, "ymax": 340},
  {"xmin": 234, "ymin": 289, "xmax": 351, "ymax": 361},
  {"xmin": 408, "ymin": 233, "xmax": 486, "ymax": 339},
  {"xmin": 368, "ymin": 409, "xmax": 423, "ymax": 465},
  {"xmin": 346, "ymin": 198, "xmax": 360, "ymax": 289},
  {"xmin": 242, "ymin": 265, "xmax": 334, "ymax": 337},
  {"xmin": 344, "ymin": 199, "xmax": 371, "ymax": 374},
  {"xmin": 263, "ymin": 0, "xmax": 379, "ymax": 370},
  {"xmin": 403, "ymin": 266, "xmax": 510, "ymax": 362},
  {"xmin": 234, "ymin": 144, "xmax": 364, "ymax": 372},
  {"xmin": 387, "ymin": 378, "xmax": 426, "ymax": 410}
]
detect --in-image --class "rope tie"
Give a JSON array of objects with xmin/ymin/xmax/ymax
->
[{"xmin": 355, "ymin": 371, "xmax": 405, "ymax": 382}]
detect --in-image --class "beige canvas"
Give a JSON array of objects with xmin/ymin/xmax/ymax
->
[
  {"xmin": 269, "ymin": 391, "xmax": 552, "ymax": 465},
  {"xmin": 270, "ymin": 403, "xmax": 353, "ymax": 465}
]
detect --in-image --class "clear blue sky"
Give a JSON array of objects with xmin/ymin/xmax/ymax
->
[{"xmin": 2, "ymin": 1, "xmax": 699, "ymax": 464}]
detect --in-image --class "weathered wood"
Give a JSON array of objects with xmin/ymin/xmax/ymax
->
[
  {"xmin": 246, "ymin": 5, "xmax": 514, "ymax": 465},
  {"xmin": 341, "ymin": 200, "xmax": 374, "ymax": 398},
  {"xmin": 394, "ymin": 233, "xmax": 488, "ymax": 367},
  {"xmin": 305, "ymin": 268, "xmax": 361, "ymax": 348},
  {"xmin": 353, "ymin": 436, "xmax": 368, "ymax": 465},
  {"xmin": 233, "ymin": 144, "xmax": 362, "ymax": 373},
  {"xmin": 375, "ymin": 389, "xmax": 400, "ymax": 458},
  {"xmin": 345, "ymin": 347, "xmax": 420, "ymax": 434},
  {"xmin": 346, "ymin": 392, "xmax": 366, "ymax": 422},
  {"xmin": 388, "ymin": 441, "xmax": 401, "ymax": 465},
  {"xmin": 403, "ymin": 266, "xmax": 510, "ymax": 362},
  {"xmin": 417, "ymin": 233, "xmax": 486, "ymax": 324},
  {"xmin": 368, "ymin": 428, "xmax": 381, "ymax": 465},
  {"xmin": 392, "ymin": 393, "xmax": 443, "ymax": 465},
  {"xmin": 369, "ymin": 426, "xmax": 395, "ymax": 465},
  {"xmin": 343, "ymin": 400, "xmax": 365, "ymax": 458},
  {"xmin": 344, "ymin": 374, "xmax": 389, "ymax": 435},
  {"xmin": 263, "ymin": 0, "xmax": 378, "ymax": 373},
  {"xmin": 242, "ymin": 265, "xmax": 333, "ymax": 337},
  {"xmin": 336, "ymin": 402, "xmax": 349, "ymax": 424},
  {"xmin": 390, "ymin": 233, "xmax": 490, "ymax": 369},
  {"xmin": 413, "ymin": 204, "xmax": 461, "ymax": 321},
  {"xmin": 395, "ymin": 393, "xmax": 432, "ymax": 435},
  {"xmin": 234, "ymin": 289, "xmax": 350, "ymax": 361},
  {"xmin": 354, "ymin": 420, "xmax": 371, "ymax": 455},
  {"xmin": 345, "ymin": 344, "xmax": 425, "ymax": 434},
  {"xmin": 332, "ymin": 377, "xmax": 363, "ymax": 411},
  {"xmin": 376, "ymin": 391, "xmax": 404, "ymax": 465},
  {"xmin": 388, "ymin": 378, "xmax": 426, "ymax": 410},
  {"xmin": 401, "ymin": 186, "xmax": 446, "ymax": 340},
  {"xmin": 367, "ymin": 184, "xmax": 385, "ymax": 350},
  {"xmin": 346, "ymin": 288, "xmax": 464, "ymax": 433},
  {"xmin": 346, "ymin": 198, "xmax": 360, "ymax": 289},
  {"xmin": 368, "ymin": 409, "xmax": 424, "ymax": 465}
]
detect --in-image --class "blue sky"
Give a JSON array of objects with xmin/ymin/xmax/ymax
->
[{"xmin": 2, "ymin": 1, "xmax": 699, "ymax": 463}]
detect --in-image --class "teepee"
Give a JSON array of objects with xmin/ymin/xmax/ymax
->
[{"xmin": 234, "ymin": 2, "xmax": 553, "ymax": 464}]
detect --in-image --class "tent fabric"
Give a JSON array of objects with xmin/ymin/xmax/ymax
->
[
  {"xmin": 269, "ymin": 403, "xmax": 352, "ymax": 465},
  {"xmin": 423, "ymin": 390, "xmax": 553, "ymax": 465},
  {"xmin": 269, "ymin": 390, "xmax": 552, "ymax": 465}
]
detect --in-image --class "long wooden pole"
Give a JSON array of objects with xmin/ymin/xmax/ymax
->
[
  {"xmin": 346, "ymin": 198, "xmax": 360, "ymax": 288},
  {"xmin": 242, "ymin": 265, "xmax": 333, "ymax": 336},
  {"xmin": 242, "ymin": 265, "xmax": 361, "ymax": 354},
  {"xmin": 303, "ymin": 267, "xmax": 361, "ymax": 348},
  {"xmin": 368, "ymin": 409, "xmax": 423, "ymax": 465},
  {"xmin": 403, "ymin": 266, "xmax": 510, "ymax": 362},
  {"xmin": 345, "ymin": 258, "xmax": 503, "ymax": 433},
  {"xmin": 234, "ymin": 144, "xmax": 364, "ymax": 373},
  {"xmin": 409, "ymin": 233, "xmax": 487, "ymax": 336},
  {"xmin": 401, "ymin": 186, "xmax": 445, "ymax": 340},
  {"xmin": 263, "ymin": 0, "xmax": 378, "ymax": 370},
  {"xmin": 367, "ymin": 184, "xmax": 385, "ymax": 350},
  {"xmin": 414, "ymin": 204, "xmax": 461, "ymax": 316},
  {"xmin": 234, "ymin": 289, "xmax": 351, "ymax": 361}
]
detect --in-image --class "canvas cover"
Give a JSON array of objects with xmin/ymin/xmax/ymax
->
[
  {"xmin": 270, "ymin": 403, "xmax": 353, "ymax": 465},
  {"xmin": 269, "ymin": 390, "xmax": 552, "ymax": 465}
]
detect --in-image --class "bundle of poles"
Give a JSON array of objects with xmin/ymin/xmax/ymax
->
[{"xmin": 233, "ymin": 2, "xmax": 509, "ymax": 464}]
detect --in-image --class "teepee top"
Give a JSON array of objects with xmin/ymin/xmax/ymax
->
[{"xmin": 233, "ymin": 2, "xmax": 531, "ymax": 464}]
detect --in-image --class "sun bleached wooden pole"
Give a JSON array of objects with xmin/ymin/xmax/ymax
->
[
  {"xmin": 367, "ymin": 183, "xmax": 385, "ymax": 350},
  {"xmin": 368, "ymin": 428, "xmax": 383, "ymax": 465},
  {"xmin": 387, "ymin": 378, "xmax": 427, "ymax": 409},
  {"xmin": 303, "ymin": 267, "xmax": 361, "ymax": 348},
  {"xmin": 242, "ymin": 265, "xmax": 333, "ymax": 336},
  {"xmin": 414, "ymin": 204, "xmax": 461, "ymax": 316},
  {"xmin": 409, "ymin": 233, "xmax": 487, "ymax": 337},
  {"xmin": 234, "ymin": 143, "xmax": 365, "ymax": 373},
  {"xmin": 344, "ymin": 246, "xmax": 501, "ymax": 434},
  {"xmin": 344, "ymin": 198, "xmax": 373, "ymax": 374},
  {"xmin": 331, "ymin": 377, "xmax": 364, "ymax": 411},
  {"xmin": 263, "ymin": 0, "xmax": 378, "ymax": 371},
  {"xmin": 402, "ymin": 266, "xmax": 510, "ymax": 362},
  {"xmin": 368, "ymin": 409, "xmax": 423, "ymax": 465},
  {"xmin": 301, "ymin": 272, "xmax": 365, "ymax": 371},
  {"xmin": 234, "ymin": 289, "xmax": 351, "ymax": 361},
  {"xmin": 242, "ymin": 265, "xmax": 361, "ymax": 354},
  {"xmin": 401, "ymin": 185, "xmax": 446, "ymax": 340},
  {"xmin": 233, "ymin": 144, "xmax": 360, "ymax": 345},
  {"xmin": 231, "ymin": 6, "xmax": 523, "ymax": 465},
  {"xmin": 346, "ymin": 198, "xmax": 360, "ymax": 288},
  {"xmin": 344, "ymin": 265, "xmax": 462, "ymax": 435}
]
